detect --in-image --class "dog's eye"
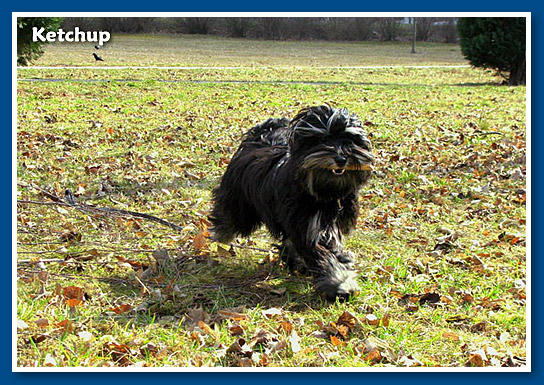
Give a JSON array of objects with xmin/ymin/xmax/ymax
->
[{"xmin": 342, "ymin": 134, "xmax": 371, "ymax": 151}]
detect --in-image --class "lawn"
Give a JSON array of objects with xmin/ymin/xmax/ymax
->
[
  {"xmin": 16, "ymin": 34, "xmax": 527, "ymax": 368},
  {"xmin": 34, "ymin": 34, "xmax": 467, "ymax": 67}
]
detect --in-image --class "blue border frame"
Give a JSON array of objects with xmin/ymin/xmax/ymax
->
[{"xmin": 8, "ymin": 1, "xmax": 539, "ymax": 383}]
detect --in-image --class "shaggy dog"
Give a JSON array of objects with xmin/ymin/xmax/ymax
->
[{"xmin": 210, "ymin": 105, "xmax": 374, "ymax": 299}]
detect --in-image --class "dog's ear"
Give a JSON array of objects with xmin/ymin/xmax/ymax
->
[{"xmin": 291, "ymin": 105, "xmax": 364, "ymax": 136}]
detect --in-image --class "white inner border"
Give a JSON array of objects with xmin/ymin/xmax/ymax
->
[{"xmin": 13, "ymin": 11, "xmax": 531, "ymax": 373}]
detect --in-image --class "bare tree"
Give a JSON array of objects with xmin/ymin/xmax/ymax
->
[{"xmin": 377, "ymin": 17, "xmax": 402, "ymax": 41}]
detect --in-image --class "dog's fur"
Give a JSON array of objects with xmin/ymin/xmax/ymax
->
[{"xmin": 210, "ymin": 105, "xmax": 374, "ymax": 299}]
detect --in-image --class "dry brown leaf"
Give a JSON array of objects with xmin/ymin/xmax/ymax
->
[
  {"xmin": 218, "ymin": 308, "xmax": 247, "ymax": 321},
  {"xmin": 56, "ymin": 319, "xmax": 74, "ymax": 333},
  {"xmin": 198, "ymin": 320, "xmax": 216, "ymax": 337},
  {"xmin": 183, "ymin": 307, "xmax": 210, "ymax": 328},
  {"xmin": 34, "ymin": 318, "xmax": 49, "ymax": 328},
  {"xmin": 66, "ymin": 298, "xmax": 83, "ymax": 308},
  {"xmin": 364, "ymin": 348, "xmax": 382, "ymax": 364},
  {"xmin": 466, "ymin": 352, "xmax": 485, "ymax": 367},
  {"xmin": 110, "ymin": 304, "xmax": 133, "ymax": 314},
  {"xmin": 381, "ymin": 313, "xmax": 390, "ymax": 327},
  {"xmin": 279, "ymin": 321, "xmax": 293, "ymax": 333},
  {"xmin": 193, "ymin": 229, "xmax": 210, "ymax": 251},
  {"xmin": 62, "ymin": 286, "xmax": 85, "ymax": 300},
  {"xmin": 335, "ymin": 324, "xmax": 350, "ymax": 338},
  {"xmin": 337, "ymin": 311, "xmax": 360, "ymax": 331},
  {"xmin": 227, "ymin": 338, "xmax": 253, "ymax": 356},
  {"xmin": 229, "ymin": 324, "xmax": 245, "ymax": 336},
  {"xmin": 330, "ymin": 335, "xmax": 346, "ymax": 347},
  {"xmin": 442, "ymin": 332, "xmax": 460, "ymax": 341},
  {"xmin": 363, "ymin": 314, "xmax": 379, "ymax": 326}
]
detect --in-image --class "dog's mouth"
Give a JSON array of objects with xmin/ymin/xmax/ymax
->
[{"xmin": 330, "ymin": 163, "xmax": 373, "ymax": 175}]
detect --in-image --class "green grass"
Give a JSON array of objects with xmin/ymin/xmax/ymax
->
[
  {"xmin": 16, "ymin": 34, "xmax": 526, "ymax": 368},
  {"xmin": 32, "ymin": 34, "xmax": 467, "ymax": 67}
]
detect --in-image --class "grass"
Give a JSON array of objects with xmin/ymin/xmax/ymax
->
[
  {"xmin": 34, "ymin": 34, "xmax": 467, "ymax": 67},
  {"xmin": 16, "ymin": 34, "xmax": 526, "ymax": 368}
]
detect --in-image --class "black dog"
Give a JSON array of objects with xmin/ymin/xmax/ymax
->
[{"xmin": 210, "ymin": 105, "xmax": 374, "ymax": 299}]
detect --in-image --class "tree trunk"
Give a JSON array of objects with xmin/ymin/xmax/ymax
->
[{"xmin": 508, "ymin": 57, "xmax": 526, "ymax": 86}]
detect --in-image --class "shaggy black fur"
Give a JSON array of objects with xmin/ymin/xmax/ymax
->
[{"xmin": 209, "ymin": 105, "xmax": 374, "ymax": 299}]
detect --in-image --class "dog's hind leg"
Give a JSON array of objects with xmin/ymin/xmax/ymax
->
[{"xmin": 209, "ymin": 191, "xmax": 262, "ymax": 244}]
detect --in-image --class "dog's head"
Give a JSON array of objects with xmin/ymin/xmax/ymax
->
[{"xmin": 288, "ymin": 105, "xmax": 374, "ymax": 199}]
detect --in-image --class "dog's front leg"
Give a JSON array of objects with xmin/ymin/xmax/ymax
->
[{"xmin": 289, "ymin": 223, "xmax": 360, "ymax": 300}]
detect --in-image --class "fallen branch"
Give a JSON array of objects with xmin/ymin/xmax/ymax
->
[{"xmin": 18, "ymin": 183, "xmax": 184, "ymax": 232}]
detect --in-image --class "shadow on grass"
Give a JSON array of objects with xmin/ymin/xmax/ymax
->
[{"xmin": 96, "ymin": 240, "xmax": 327, "ymax": 326}]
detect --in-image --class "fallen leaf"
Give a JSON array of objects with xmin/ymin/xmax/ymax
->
[
  {"xmin": 397, "ymin": 354, "xmax": 424, "ymax": 367},
  {"xmin": 56, "ymin": 319, "xmax": 74, "ymax": 333},
  {"xmin": 66, "ymin": 299, "xmax": 83, "ymax": 308},
  {"xmin": 198, "ymin": 320, "xmax": 216, "ymax": 337},
  {"xmin": 261, "ymin": 307, "xmax": 283, "ymax": 319},
  {"xmin": 183, "ymin": 307, "xmax": 210, "ymax": 328},
  {"xmin": 110, "ymin": 304, "xmax": 133, "ymax": 314},
  {"xmin": 279, "ymin": 321, "xmax": 293, "ymax": 333},
  {"xmin": 78, "ymin": 331, "xmax": 94, "ymax": 341},
  {"xmin": 419, "ymin": 292, "xmax": 441, "ymax": 306},
  {"xmin": 330, "ymin": 335, "xmax": 346, "ymax": 347},
  {"xmin": 470, "ymin": 321, "xmax": 487, "ymax": 333},
  {"xmin": 466, "ymin": 352, "xmax": 486, "ymax": 367},
  {"xmin": 442, "ymin": 332, "xmax": 460, "ymax": 341},
  {"xmin": 337, "ymin": 311, "xmax": 360, "ymax": 331},
  {"xmin": 34, "ymin": 318, "xmax": 49, "ymax": 328},
  {"xmin": 193, "ymin": 229, "xmax": 210, "ymax": 252},
  {"xmin": 364, "ymin": 348, "xmax": 382, "ymax": 364},
  {"xmin": 104, "ymin": 341, "xmax": 137, "ymax": 366},
  {"xmin": 17, "ymin": 320, "xmax": 29, "ymax": 331},
  {"xmin": 229, "ymin": 324, "xmax": 245, "ymax": 336},
  {"xmin": 381, "ymin": 313, "xmax": 390, "ymax": 327},
  {"xmin": 289, "ymin": 330, "xmax": 302, "ymax": 353},
  {"xmin": 62, "ymin": 286, "xmax": 85, "ymax": 300},
  {"xmin": 363, "ymin": 314, "xmax": 380, "ymax": 326},
  {"xmin": 227, "ymin": 338, "xmax": 253, "ymax": 356},
  {"xmin": 44, "ymin": 353, "xmax": 57, "ymax": 367},
  {"xmin": 218, "ymin": 308, "xmax": 247, "ymax": 321}
]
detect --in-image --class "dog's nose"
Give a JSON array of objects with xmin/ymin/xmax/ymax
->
[{"xmin": 335, "ymin": 155, "xmax": 347, "ymax": 167}]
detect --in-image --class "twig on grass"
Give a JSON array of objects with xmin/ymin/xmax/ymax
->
[{"xmin": 18, "ymin": 183, "xmax": 185, "ymax": 232}]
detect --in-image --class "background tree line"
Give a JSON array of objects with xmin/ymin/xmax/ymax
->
[
  {"xmin": 60, "ymin": 17, "xmax": 459, "ymax": 43},
  {"xmin": 18, "ymin": 17, "xmax": 525, "ymax": 85}
]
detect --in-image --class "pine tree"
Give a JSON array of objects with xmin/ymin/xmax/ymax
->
[{"xmin": 457, "ymin": 17, "xmax": 526, "ymax": 86}]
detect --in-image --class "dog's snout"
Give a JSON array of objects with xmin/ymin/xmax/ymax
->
[{"xmin": 335, "ymin": 155, "xmax": 347, "ymax": 167}]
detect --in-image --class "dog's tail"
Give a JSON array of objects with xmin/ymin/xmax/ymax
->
[{"xmin": 242, "ymin": 117, "xmax": 290, "ymax": 147}]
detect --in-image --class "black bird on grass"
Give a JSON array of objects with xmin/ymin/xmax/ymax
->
[
  {"xmin": 93, "ymin": 53, "xmax": 104, "ymax": 62},
  {"xmin": 94, "ymin": 45, "xmax": 101, "ymax": 50}
]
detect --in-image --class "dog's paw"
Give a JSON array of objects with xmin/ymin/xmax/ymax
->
[
  {"xmin": 334, "ymin": 273, "xmax": 360, "ymax": 300},
  {"xmin": 315, "ymin": 268, "xmax": 360, "ymax": 301}
]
